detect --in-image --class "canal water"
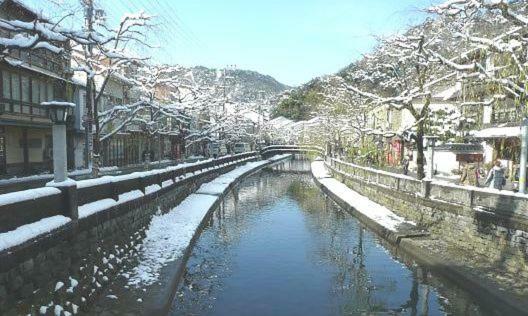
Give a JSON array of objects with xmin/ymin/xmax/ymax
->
[{"xmin": 170, "ymin": 158, "xmax": 487, "ymax": 315}]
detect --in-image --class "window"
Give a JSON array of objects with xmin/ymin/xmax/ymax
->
[
  {"xmin": 47, "ymin": 82, "xmax": 53, "ymax": 101},
  {"xmin": 39, "ymin": 81, "xmax": 47, "ymax": 103},
  {"xmin": 2, "ymin": 71, "xmax": 10, "ymax": 100},
  {"xmin": 21, "ymin": 76, "xmax": 29, "ymax": 103},
  {"xmin": 31, "ymin": 79, "xmax": 39, "ymax": 104},
  {"xmin": 11, "ymin": 73, "xmax": 20, "ymax": 101},
  {"xmin": 11, "ymin": 73, "xmax": 20, "ymax": 112}
]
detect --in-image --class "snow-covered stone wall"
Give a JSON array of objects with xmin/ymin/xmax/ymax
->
[
  {"xmin": 0, "ymin": 156, "xmax": 256, "ymax": 315},
  {"xmin": 327, "ymin": 158, "xmax": 528, "ymax": 281}
]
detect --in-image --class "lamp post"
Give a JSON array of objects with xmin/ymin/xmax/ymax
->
[
  {"xmin": 425, "ymin": 136, "xmax": 438, "ymax": 179},
  {"xmin": 42, "ymin": 101, "xmax": 74, "ymax": 182}
]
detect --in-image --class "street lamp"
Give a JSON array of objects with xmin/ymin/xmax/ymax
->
[
  {"xmin": 42, "ymin": 101, "xmax": 75, "ymax": 182},
  {"xmin": 425, "ymin": 136, "xmax": 438, "ymax": 179}
]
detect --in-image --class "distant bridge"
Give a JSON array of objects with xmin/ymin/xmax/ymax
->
[{"xmin": 260, "ymin": 145, "xmax": 325, "ymax": 159}]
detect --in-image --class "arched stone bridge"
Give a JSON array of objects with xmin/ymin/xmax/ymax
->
[{"xmin": 260, "ymin": 145, "xmax": 325, "ymax": 159}]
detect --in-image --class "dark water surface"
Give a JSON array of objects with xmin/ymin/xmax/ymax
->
[{"xmin": 171, "ymin": 158, "xmax": 486, "ymax": 315}]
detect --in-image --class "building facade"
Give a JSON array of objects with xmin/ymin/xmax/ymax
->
[{"xmin": 0, "ymin": 0, "xmax": 75, "ymax": 176}]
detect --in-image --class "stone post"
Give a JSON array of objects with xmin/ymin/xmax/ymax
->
[
  {"xmin": 466, "ymin": 189, "xmax": 474, "ymax": 208},
  {"xmin": 425, "ymin": 136, "xmax": 438, "ymax": 179},
  {"xmin": 421, "ymin": 179, "xmax": 432, "ymax": 199},
  {"xmin": 47, "ymin": 181, "xmax": 78, "ymax": 220},
  {"xmin": 52, "ymin": 124, "xmax": 67, "ymax": 182}
]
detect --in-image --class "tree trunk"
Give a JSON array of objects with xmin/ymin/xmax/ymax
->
[
  {"xmin": 416, "ymin": 120, "xmax": 425, "ymax": 180},
  {"xmin": 91, "ymin": 79, "xmax": 101, "ymax": 177}
]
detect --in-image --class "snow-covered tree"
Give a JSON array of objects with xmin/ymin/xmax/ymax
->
[
  {"xmin": 340, "ymin": 19, "xmax": 463, "ymax": 178},
  {"xmin": 71, "ymin": 3, "xmax": 153, "ymax": 175},
  {"xmin": 430, "ymin": 0, "xmax": 528, "ymax": 113}
]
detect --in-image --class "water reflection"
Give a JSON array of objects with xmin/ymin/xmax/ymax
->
[{"xmin": 171, "ymin": 159, "xmax": 485, "ymax": 315}]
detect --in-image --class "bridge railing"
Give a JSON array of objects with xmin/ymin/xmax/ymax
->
[
  {"xmin": 260, "ymin": 145, "xmax": 325, "ymax": 157},
  {"xmin": 0, "ymin": 152, "xmax": 257, "ymax": 234}
]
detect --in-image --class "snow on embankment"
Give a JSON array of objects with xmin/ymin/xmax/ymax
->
[
  {"xmin": 127, "ymin": 155, "xmax": 292, "ymax": 286},
  {"xmin": 127, "ymin": 194, "xmax": 218, "ymax": 286},
  {"xmin": 311, "ymin": 160, "xmax": 418, "ymax": 234}
]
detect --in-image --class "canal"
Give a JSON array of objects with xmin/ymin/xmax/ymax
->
[{"xmin": 170, "ymin": 158, "xmax": 487, "ymax": 315}]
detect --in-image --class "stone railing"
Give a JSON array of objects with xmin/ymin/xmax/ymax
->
[
  {"xmin": 0, "ymin": 152, "xmax": 256, "ymax": 234},
  {"xmin": 330, "ymin": 158, "xmax": 422, "ymax": 196},
  {"xmin": 329, "ymin": 157, "xmax": 528, "ymax": 221},
  {"xmin": 0, "ymin": 158, "xmax": 203, "ymax": 195}
]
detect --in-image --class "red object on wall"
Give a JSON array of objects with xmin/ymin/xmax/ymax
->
[{"xmin": 387, "ymin": 139, "xmax": 403, "ymax": 166}]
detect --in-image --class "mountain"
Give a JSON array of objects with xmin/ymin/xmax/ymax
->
[
  {"xmin": 271, "ymin": 76, "xmax": 332, "ymax": 121},
  {"xmin": 188, "ymin": 66, "xmax": 291, "ymax": 103}
]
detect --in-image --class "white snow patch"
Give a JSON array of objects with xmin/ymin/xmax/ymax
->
[
  {"xmin": 312, "ymin": 161, "xmax": 415, "ymax": 232},
  {"xmin": 127, "ymin": 158, "xmax": 272, "ymax": 287},
  {"xmin": 471, "ymin": 126, "xmax": 521, "ymax": 138},
  {"xmin": 161, "ymin": 179, "xmax": 174, "ymax": 188},
  {"xmin": 118, "ymin": 190, "xmax": 144, "ymax": 203},
  {"xmin": 78, "ymin": 199, "xmax": 116, "ymax": 218},
  {"xmin": 54, "ymin": 305, "xmax": 63, "ymax": 316},
  {"xmin": 0, "ymin": 215, "xmax": 71, "ymax": 252},
  {"xmin": 54, "ymin": 281, "xmax": 64, "ymax": 291},
  {"xmin": 145, "ymin": 184, "xmax": 161, "ymax": 195},
  {"xmin": 127, "ymin": 193, "xmax": 218, "ymax": 286},
  {"xmin": 196, "ymin": 160, "xmax": 268, "ymax": 195},
  {"xmin": 311, "ymin": 158, "xmax": 332, "ymax": 179},
  {"xmin": 0, "ymin": 187, "xmax": 61, "ymax": 207}
]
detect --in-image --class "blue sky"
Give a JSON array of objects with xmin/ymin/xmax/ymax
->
[{"xmin": 28, "ymin": 0, "xmax": 439, "ymax": 86}]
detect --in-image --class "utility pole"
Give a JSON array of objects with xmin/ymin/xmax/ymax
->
[{"xmin": 83, "ymin": 0, "xmax": 95, "ymax": 172}]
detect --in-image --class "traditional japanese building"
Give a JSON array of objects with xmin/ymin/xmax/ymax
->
[{"xmin": 0, "ymin": 0, "xmax": 75, "ymax": 176}]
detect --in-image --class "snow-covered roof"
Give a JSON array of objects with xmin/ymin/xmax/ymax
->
[
  {"xmin": 239, "ymin": 109, "xmax": 263, "ymax": 124},
  {"xmin": 268, "ymin": 116, "xmax": 294, "ymax": 128},
  {"xmin": 5, "ymin": 57, "xmax": 67, "ymax": 81},
  {"xmin": 471, "ymin": 126, "xmax": 521, "ymax": 139},
  {"xmin": 433, "ymin": 83, "xmax": 462, "ymax": 101}
]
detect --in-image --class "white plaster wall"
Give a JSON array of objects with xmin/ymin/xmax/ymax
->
[
  {"xmin": 482, "ymin": 141, "xmax": 494, "ymax": 164},
  {"xmin": 434, "ymin": 151, "xmax": 460, "ymax": 175}
]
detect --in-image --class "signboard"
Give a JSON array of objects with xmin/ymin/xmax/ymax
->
[{"xmin": 456, "ymin": 153, "xmax": 483, "ymax": 163}]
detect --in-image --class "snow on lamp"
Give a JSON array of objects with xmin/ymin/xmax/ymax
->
[{"xmin": 43, "ymin": 101, "xmax": 74, "ymax": 124}]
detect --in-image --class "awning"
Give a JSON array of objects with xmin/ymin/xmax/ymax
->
[{"xmin": 471, "ymin": 126, "xmax": 521, "ymax": 139}]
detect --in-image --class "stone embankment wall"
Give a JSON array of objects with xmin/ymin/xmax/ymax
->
[
  {"xmin": 0, "ymin": 159, "xmax": 247, "ymax": 315},
  {"xmin": 328, "ymin": 158, "xmax": 528, "ymax": 278}
]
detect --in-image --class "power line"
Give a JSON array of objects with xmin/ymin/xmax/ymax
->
[{"xmin": 107, "ymin": 0, "xmax": 198, "ymax": 66}]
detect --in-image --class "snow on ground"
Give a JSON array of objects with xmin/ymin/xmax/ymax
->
[
  {"xmin": 126, "ymin": 193, "xmax": 218, "ymax": 287},
  {"xmin": 312, "ymin": 161, "xmax": 415, "ymax": 232},
  {"xmin": 0, "ymin": 215, "xmax": 71, "ymax": 251},
  {"xmin": 196, "ymin": 160, "xmax": 268, "ymax": 195},
  {"xmin": 127, "ymin": 155, "xmax": 291, "ymax": 287},
  {"xmin": 311, "ymin": 158, "xmax": 331, "ymax": 179}
]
